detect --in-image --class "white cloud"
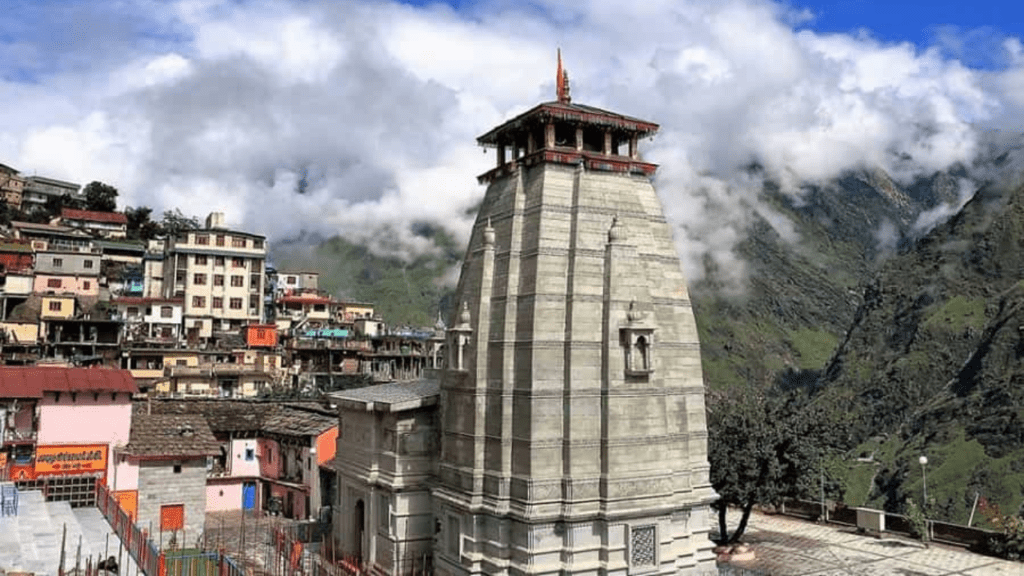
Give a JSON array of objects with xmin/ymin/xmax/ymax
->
[{"xmin": 1, "ymin": 0, "xmax": 1023, "ymax": 290}]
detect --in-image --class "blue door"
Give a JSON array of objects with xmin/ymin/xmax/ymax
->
[{"xmin": 243, "ymin": 482, "xmax": 256, "ymax": 511}]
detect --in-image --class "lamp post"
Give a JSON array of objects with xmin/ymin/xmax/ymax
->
[{"xmin": 918, "ymin": 455, "xmax": 928, "ymax": 507}]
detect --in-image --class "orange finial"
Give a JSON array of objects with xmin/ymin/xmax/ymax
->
[{"xmin": 557, "ymin": 49, "xmax": 570, "ymax": 104}]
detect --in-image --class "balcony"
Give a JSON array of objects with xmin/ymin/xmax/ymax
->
[{"xmin": 2, "ymin": 428, "xmax": 37, "ymax": 445}]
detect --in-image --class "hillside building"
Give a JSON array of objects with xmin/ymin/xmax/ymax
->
[{"xmin": 151, "ymin": 212, "xmax": 267, "ymax": 339}]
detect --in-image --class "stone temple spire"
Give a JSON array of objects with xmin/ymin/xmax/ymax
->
[{"xmin": 434, "ymin": 63, "xmax": 717, "ymax": 575}]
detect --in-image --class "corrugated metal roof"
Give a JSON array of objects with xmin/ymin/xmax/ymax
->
[
  {"xmin": 61, "ymin": 208, "xmax": 128, "ymax": 225},
  {"xmin": 0, "ymin": 367, "xmax": 138, "ymax": 398}
]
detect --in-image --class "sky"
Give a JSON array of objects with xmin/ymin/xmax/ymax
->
[{"xmin": 2, "ymin": 0, "xmax": 1024, "ymax": 287}]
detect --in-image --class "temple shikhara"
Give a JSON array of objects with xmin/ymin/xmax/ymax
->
[{"xmin": 331, "ymin": 53, "xmax": 717, "ymax": 575}]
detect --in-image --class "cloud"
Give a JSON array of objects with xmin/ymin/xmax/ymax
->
[{"xmin": 1, "ymin": 0, "xmax": 1022, "ymax": 288}]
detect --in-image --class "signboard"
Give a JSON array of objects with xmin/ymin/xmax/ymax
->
[{"xmin": 34, "ymin": 444, "xmax": 108, "ymax": 475}]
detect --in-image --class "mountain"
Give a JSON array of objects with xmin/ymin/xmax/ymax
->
[
  {"xmin": 816, "ymin": 170, "xmax": 1024, "ymax": 525},
  {"xmin": 270, "ymin": 223, "xmax": 461, "ymax": 327},
  {"xmin": 692, "ymin": 167, "xmax": 968, "ymax": 391}
]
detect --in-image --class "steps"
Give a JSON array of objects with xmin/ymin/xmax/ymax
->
[{"xmin": 0, "ymin": 490, "xmax": 140, "ymax": 576}]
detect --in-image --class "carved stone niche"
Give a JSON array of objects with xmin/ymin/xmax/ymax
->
[{"xmin": 620, "ymin": 299, "xmax": 655, "ymax": 377}]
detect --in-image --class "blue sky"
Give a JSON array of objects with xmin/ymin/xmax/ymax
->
[{"xmin": 1, "ymin": 0, "xmax": 1023, "ymax": 281}]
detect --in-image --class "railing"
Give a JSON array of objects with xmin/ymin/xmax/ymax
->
[{"xmin": 96, "ymin": 481, "xmax": 246, "ymax": 576}]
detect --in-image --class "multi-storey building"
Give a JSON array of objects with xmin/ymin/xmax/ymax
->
[
  {"xmin": 152, "ymin": 212, "xmax": 267, "ymax": 339},
  {"xmin": 33, "ymin": 247, "xmax": 101, "ymax": 297},
  {"xmin": 0, "ymin": 162, "xmax": 25, "ymax": 210},
  {"xmin": 59, "ymin": 208, "xmax": 128, "ymax": 239},
  {"xmin": 0, "ymin": 367, "xmax": 137, "ymax": 506},
  {"xmin": 21, "ymin": 175, "xmax": 81, "ymax": 209}
]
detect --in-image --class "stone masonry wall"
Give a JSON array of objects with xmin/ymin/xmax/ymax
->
[{"xmin": 136, "ymin": 459, "xmax": 208, "ymax": 548}]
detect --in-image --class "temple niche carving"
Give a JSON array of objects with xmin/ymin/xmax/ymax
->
[{"xmin": 622, "ymin": 299, "xmax": 655, "ymax": 376}]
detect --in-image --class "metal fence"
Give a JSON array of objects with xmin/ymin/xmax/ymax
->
[{"xmin": 94, "ymin": 480, "xmax": 248, "ymax": 576}]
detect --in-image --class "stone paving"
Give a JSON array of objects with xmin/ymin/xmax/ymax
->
[{"xmin": 719, "ymin": 510, "xmax": 1024, "ymax": 575}]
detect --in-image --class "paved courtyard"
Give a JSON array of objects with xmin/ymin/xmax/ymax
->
[{"xmin": 719, "ymin": 510, "xmax": 1024, "ymax": 575}]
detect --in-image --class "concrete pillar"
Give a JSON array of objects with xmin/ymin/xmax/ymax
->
[
  {"xmin": 575, "ymin": 127, "xmax": 583, "ymax": 151},
  {"xmin": 603, "ymin": 131, "xmax": 612, "ymax": 155},
  {"xmin": 496, "ymin": 143, "xmax": 506, "ymax": 166},
  {"xmin": 545, "ymin": 124, "xmax": 555, "ymax": 148}
]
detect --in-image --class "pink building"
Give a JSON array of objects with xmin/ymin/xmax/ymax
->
[
  {"xmin": 33, "ymin": 274, "xmax": 100, "ymax": 296},
  {"xmin": 0, "ymin": 367, "xmax": 137, "ymax": 506}
]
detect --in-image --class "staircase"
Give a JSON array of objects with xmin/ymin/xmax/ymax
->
[{"xmin": 0, "ymin": 489, "xmax": 140, "ymax": 576}]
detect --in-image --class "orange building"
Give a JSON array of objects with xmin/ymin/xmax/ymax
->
[{"xmin": 245, "ymin": 323, "xmax": 278, "ymax": 347}]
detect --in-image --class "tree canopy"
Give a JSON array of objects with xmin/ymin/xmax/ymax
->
[
  {"xmin": 708, "ymin": 388, "xmax": 851, "ymax": 544},
  {"xmin": 82, "ymin": 181, "xmax": 118, "ymax": 212}
]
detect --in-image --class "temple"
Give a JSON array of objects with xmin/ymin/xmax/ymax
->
[{"xmin": 331, "ymin": 54, "xmax": 717, "ymax": 575}]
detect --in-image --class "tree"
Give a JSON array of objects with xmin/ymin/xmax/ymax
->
[
  {"xmin": 708, "ymin": 388, "xmax": 849, "ymax": 544},
  {"xmin": 159, "ymin": 208, "xmax": 200, "ymax": 237},
  {"xmin": 82, "ymin": 181, "xmax": 118, "ymax": 212},
  {"xmin": 125, "ymin": 206, "xmax": 160, "ymax": 241}
]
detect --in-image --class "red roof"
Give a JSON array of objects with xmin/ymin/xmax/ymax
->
[
  {"xmin": 0, "ymin": 367, "xmax": 138, "ymax": 398},
  {"xmin": 61, "ymin": 208, "xmax": 128, "ymax": 225}
]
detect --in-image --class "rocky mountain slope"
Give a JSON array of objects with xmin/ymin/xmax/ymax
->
[{"xmin": 817, "ymin": 170, "xmax": 1024, "ymax": 524}]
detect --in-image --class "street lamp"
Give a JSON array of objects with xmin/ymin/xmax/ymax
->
[{"xmin": 919, "ymin": 455, "xmax": 928, "ymax": 507}]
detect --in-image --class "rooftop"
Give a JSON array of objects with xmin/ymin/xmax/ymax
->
[
  {"xmin": 476, "ymin": 100, "xmax": 659, "ymax": 146},
  {"xmin": 124, "ymin": 413, "xmax": 220, "ymax": 458},
  {"xmin": 716, "ymin": 508, "xmax": 1019, "ymax": 575},
  {"xmin": 139, "ymin": 399, "xmax": 337, "ymax": 436},
  {"xmin": 61, "ymin": 208, "xmax": 129, "ymax": 225},
  {"xmin": 328, "ymin": 379, "xmax": 439, "ymax": 412},
  {"xmin": 0, "ymin": 367, "xmax": 138, "ymax": 398}
]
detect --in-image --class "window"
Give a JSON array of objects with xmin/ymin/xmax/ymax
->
[
  {"xmin": 127, "ymin": 307, "xmax": 139, "ymax": 317},
  {"xmin": 249, "ymin": 295, "xmax": 259, "ymax": 310},
  {"xmin": 231, "ymin": 237, "xmax": 246, "ymax": 248},
  {"xmin": 216, "ymin": 235, "xmax": 225, "ymax": 247},
  {"xmin": 286, "ymin": 276, "xmax": 297, "ymax": 285},
  {"xmin": 83, "ymin": 281, "xmax": 91, "ymax": 290},
  {"xmin": 230, "ymin": 298, "xmax": 243, "ymax": 310},
  {"xmin": 192, "ymin": 296, "xmax": 206, "ymax": 308},
  {"xmin": 252, "ymin": 260, "xmax": 262, "ymax": 272},
  {"xmin": 250, "ymin": 274, "xmax": 260, "ymax": 288},
  {"xmin": 256, "ymin": 328, "xmax": 267, "ymax": 339},
  {"xmin": 47, "ymin": 278, "xmax": 61, "ymax": 288},
  {"xmin": 253, "ymin": 239, "xmax": 264, "ymax": 249},
  {"xmin": 161, "ymin": 306, "xmax": 173, "ymax": 318},
  {"xmin": 83, "ymin": 259, "xmax": 93, "ymax": 269},
  {"xmin": 52, "ymin": 258, "xmax": 62, "ymax": 267},
  {"xmin": 232, "ymin": 258, "xmax": 244, "ymax": 268},
  {"xmin": 214, "ymin": 274, "xmax": 224, "ymax": 286},
  {"xmin": 215, "ymin": 256, "xmax": 225, "ymax": 266},
  {"xmin": 193, "ymin": 273, "xmax": 207, "ymax": 285},
  {"xmin": 196, "ymin": 234, "xmax": 209, "ymax": 245},
  {"xmin": 48, "ymin": 301, "xmax": 62, "ymax": 312},
  {"xmin": 195, "ymin": 255, "xmax": 208, "ymax": 265},
  {"xmin": 176, "ymin": 359, "xmax": 187, "ymax": 366},
  {"xmin": 173, "ymin": 464, "xmax": 182, "ymax": 474},
  {"xmin": 245, "ymin": 447, "xmax": 255, "ymax": 461},
  {"xmin": 212, "ymin": 297, "xmax": 223, "ymax": 309},
  {"xmin": 160, "ymin": 504, "xmax": 184, "ymax": 531},
  {"xmin": 231, "ymin": 275, "xmax": 244, "ymax": 287}
]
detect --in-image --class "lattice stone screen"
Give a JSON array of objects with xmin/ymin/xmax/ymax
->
[{"xmin": 630, "ymin": 524, "xmax": 656, "ymax": 568}]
